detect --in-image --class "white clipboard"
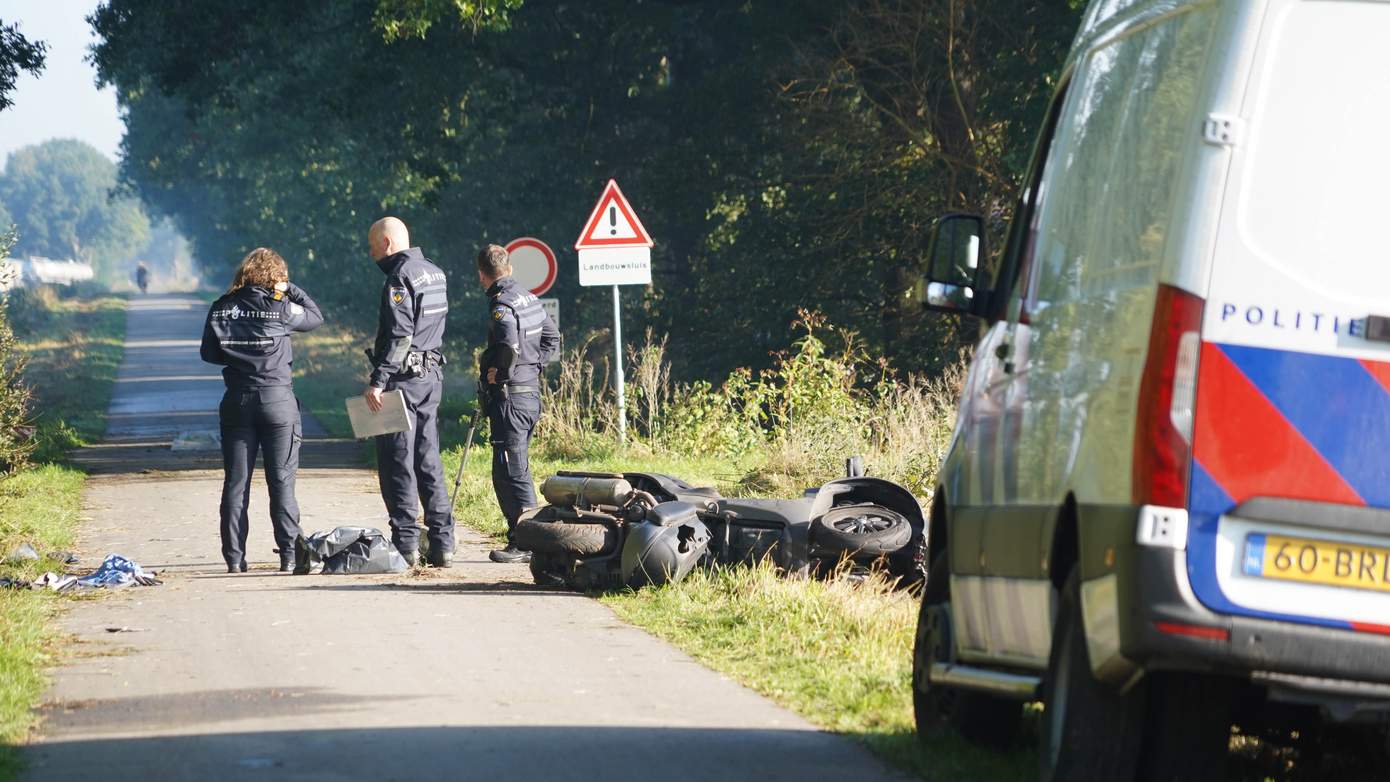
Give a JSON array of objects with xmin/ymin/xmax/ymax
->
[{"xmin": 345, "ymin": 390, "xmax": 413, "ymax": 439}]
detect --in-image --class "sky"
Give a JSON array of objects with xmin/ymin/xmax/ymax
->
[{"xmin": 0, "ymin": 0, "xmax": 124, "ymax": 168}]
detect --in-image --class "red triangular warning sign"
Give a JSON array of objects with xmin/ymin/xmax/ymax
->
[{"xmin": 575, "ymin": 180, "xmax": 654, "ymax": 249}]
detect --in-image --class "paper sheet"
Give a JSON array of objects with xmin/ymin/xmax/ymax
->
[{"xmin": 345, "ymin": 390, "xmax": 412, "ymax": 439}]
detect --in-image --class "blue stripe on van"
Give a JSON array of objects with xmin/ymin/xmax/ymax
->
[{"xmin": 1218, "ymin": 344, "xmax": 1390, "ymax": 507}]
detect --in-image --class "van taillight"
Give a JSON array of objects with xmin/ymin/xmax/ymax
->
[{"xmin": 1133, "ymin": 284, "xmax": 1205, "ymax": 507}]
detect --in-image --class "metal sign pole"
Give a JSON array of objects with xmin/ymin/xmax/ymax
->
[{"xmin": 612, "ymin": 283, "xmax": 627, "ymax": 442}]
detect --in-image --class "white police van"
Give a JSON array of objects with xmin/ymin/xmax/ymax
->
[{"xmin": 911, "ymin": 0, "xmax": 1390, "ymax": 779}]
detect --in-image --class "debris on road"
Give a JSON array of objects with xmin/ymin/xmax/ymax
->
[
  {"xmin": 74, "ymin": 554, "xmax": 162, "ymax": 588},
  {"xmin": 5, "ymin": 543, "xmax": 79, "ymax": 566},
  {"xmin": 1, "ymin": 552, "xmax": 158, "ymax": 590},
  {"xmin": 293, "ymin": 527, "xmax": 409, "ymax": 575},
  {"xmin": 32, "ymin": 572, "xmax": 79, "ymax": 591},
  {"xmin": 6, "ymin": 542, "xmax": 39, "ymax": 562}
]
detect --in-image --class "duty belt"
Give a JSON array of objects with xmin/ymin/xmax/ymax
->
[
  {"xmin": 401, "ymin": 350, "xmax": 446, "ymax": 378},
  {"xmin": 491, "ymin": 383, "xmax": 539, "ymax": 402}
]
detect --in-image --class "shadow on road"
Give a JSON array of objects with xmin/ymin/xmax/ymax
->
[
  {"xmin": 71, "ymin": 435, "xmax": 368, "ymax": 476},
  {"xmin": 21, "ymin": 725, "xmax": 896, "ymax": 781},
  {"xmin": 284, "ymin": 579, "xmax": 563, "ymax": 596}
]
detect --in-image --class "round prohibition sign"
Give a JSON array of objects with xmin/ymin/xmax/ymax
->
[{"xmin": 505, "ymin": 237, "xmax": 558, "ymax": 297}]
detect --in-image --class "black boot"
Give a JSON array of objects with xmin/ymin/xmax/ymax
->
[
  {"xmin": 227, "ymin": 558, "xmax": 247, "ymax": 574},
  {"xmin": 278, "ymin": 549, "xmax": 294, "ymax": 572},
  {"xmin": 428, "ymin": 547, "xmax": 453, "ymax": 568},
  {"xmin": 489, "ymin": 545, "xmax": 530, "ymax": 564}
]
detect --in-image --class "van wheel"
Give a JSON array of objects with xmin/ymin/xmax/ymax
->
[
  {"xmin": 1039, "ymin": 569, "xmax": 1145, "ymax": 782},
  {"xmin": 1136, "ymin": 673, "xmax": 1234, "ymax": 782},
  {"xmin": 913, "ymin": 551, "xmax": 1021, "ymax": 746}
]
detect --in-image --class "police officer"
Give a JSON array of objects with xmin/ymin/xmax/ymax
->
[
  {"xmin": 477, "ymin": 244, "xmax": 560, "ymax": 564},
  {"xmin": 201, "ymin": 247, "xmax": 323, "ymax": 573},
  {"xmin": 361, "ymin": 216, "xmax": 455, "ymax": 567}
]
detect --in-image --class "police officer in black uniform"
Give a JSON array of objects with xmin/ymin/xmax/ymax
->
[
  {"xmin": 477, "ymin": 244, "xmax": 560, "ymax": 564},
  {"xmin": 201, "ymin": 247, "xmax": 323, "ymax": 573},
  {"xmin": 361, "ymin": 217, "xmax": 455, "ymax": 567}
]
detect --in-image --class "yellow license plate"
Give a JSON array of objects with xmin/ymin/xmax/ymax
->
[{"xmin": 1243, "ymin": 533, "xmax": 1390, "ymax": 593}]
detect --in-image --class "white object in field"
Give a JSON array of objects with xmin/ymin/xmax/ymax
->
[{"xmin": 15, "ymin": 257, "xmax": 95, "ymax": 287}]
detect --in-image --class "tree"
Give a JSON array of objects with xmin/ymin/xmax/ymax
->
[
  {"xmin": 90, "ymin": 0, "xmax": 1081, "ymax": 379},
  {"xmin": 0, "ymin": 19, "xmax": 46, "ymax": 113},
  {"xmin": 0, "ymin": 139, "xmax": 151, "ymax": 282}
]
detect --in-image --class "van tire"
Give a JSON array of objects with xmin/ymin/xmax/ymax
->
[
  {"xmin": 813, "ymin": 504, "xmax": 912, "ymax": 556},
  {"xmin": 514, "ymin": 519, "xmax": 616, "ymax": 557},
  {"xmin": 913, "ymin": 551, "xmax": 1021, "ymax": 747},
  {"xmin": 1136, "ymin": 673, "xmax": 1234, "ymax": 782},
  {"xmin": 1039, "ymin": 569, "xmax": 1145, "ymax": 782}
]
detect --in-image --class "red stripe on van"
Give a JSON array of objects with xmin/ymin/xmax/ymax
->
[
  {"xmin": 1350, "ymin": 621, "xmax": 1390, "ymax": 636},
  {"xmin": 1194, "ymin": 344, "xmax": 1363, "ymax": 506},
  {"xmin": 1358, "ymin": 358, "xmax": 1390, "ymax": 396}
]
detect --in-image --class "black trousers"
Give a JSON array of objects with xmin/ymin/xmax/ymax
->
[
  {"xmin": 219, "ymin": 385, "xmax": 302, "ymax": 567},
  {"xmin": 375, "ymin": 368, "xmax": 455, "ymax": 555},
  {"xmin": 489, "ymin": 392, "xmax": 541, "ymax": 538}
]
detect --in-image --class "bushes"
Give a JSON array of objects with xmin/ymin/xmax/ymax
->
[
  {"xmin": 536, "ymin": 310, "xmax": 966, "ymax": 498},
  {"xmin": 0, "ymin": 232, "xmax": 34, "ymax": 474}
]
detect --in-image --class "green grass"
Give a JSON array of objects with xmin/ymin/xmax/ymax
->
[
  {"xmin": 601, "ymin": 564, "xmax": 1035, "ymax": 781},
  {"xmin": 0, "ymin": 292, "xmax": 126, "ymax": 778}
]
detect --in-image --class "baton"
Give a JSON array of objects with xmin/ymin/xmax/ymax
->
[{"xmin": 450, "ymin": 403, "xmax": 486, "ymax": 509}]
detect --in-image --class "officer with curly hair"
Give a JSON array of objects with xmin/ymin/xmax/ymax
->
[{"xmin": 201, "ymin": 247, "xmax": 323, "ymax": 573}]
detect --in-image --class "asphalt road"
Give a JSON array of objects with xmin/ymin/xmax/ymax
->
[{"xmin": 23, "ymin": 294, "xmax": 906, "ymax": 782}]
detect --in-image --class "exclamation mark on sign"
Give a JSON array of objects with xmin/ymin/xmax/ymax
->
[{"xmin": 609, "ymin": 206, "xmax": 617, "ymax": 235}]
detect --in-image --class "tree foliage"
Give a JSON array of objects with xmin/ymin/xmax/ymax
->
[
  {"xmin": 0, "ymin": 140, "xmax": 152, "ymax": 282},
  {"xmin": 91, "ymin": 0, "xmax": 1081, "ymax": 379},
  {"xmin": 0, "ymin": 229, "xmax": 33, "ymax": 474},
  {"xmin": 0, "ymin": 19, "xmax": 46, "ymax": 114}
]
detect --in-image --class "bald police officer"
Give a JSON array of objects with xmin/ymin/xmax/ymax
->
[
  {"xmin": 362, "ymin": 217, "xmax": 455, "ymax": 567},
  {"xmin": 477, "ymin": 244, "xmax": 560, "ymax": 564}
]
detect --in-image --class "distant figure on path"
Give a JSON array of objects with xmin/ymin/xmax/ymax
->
[
  {"xmin": 135, "ymin": 262, "xmax": 149, "ymax": 294},
  {"xmin": 200, "ymin": 248, "xmax": 323, "ymax": 573},
  {"xmin": 360, "ymin": 216, "xmax": 455, "ymax": 568}
]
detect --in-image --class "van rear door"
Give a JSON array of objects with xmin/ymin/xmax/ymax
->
[{"xmin": 1189, "ymin": 0, "xmax": 1390, "ymax": 633}]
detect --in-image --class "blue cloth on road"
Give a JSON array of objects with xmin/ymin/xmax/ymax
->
[{"xmin": 75, "ymin": 554, "xmax": 161, "ymax": 588}]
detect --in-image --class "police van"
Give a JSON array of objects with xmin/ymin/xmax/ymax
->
[{"xmin": 910, "ymin": 0, "xmax": 1390, "ymax": 778}]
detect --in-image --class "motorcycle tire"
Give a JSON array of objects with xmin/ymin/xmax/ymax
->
[
  {"xmin": 529, "ymin": 552, "xmax": 570, "ymax": 587},
  {"xmin": 812, "ymin": 503, "xmax": 912, "ymax": 556},
  {"xmin": 513, "ymin": 518, "xmax": 617, "ymax": 557}
]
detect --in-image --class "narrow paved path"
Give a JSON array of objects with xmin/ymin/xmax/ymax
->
[{"xmin": 24, "ymin": 295, "xmax": 904, "ymax": 781}]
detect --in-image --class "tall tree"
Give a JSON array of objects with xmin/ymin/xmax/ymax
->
[
  {"xmin": 0, "ymin": 139, "xmax": 151, "ymax": 282},
  {"xmin": 0, "ymin": 19, "xmax": 46, "ymax": 113}
]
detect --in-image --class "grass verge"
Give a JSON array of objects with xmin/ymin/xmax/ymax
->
[
  {"xmin": 601, "ymin": 565, "xmax": 1034, "ymax": 781},
  {"xmin": 0, "ymin": 292, "xmax": 126, "ymax": 779}
]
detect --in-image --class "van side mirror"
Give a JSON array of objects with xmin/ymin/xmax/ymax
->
[{"xmin": 912, "ymin": 213, "xmax": 989, "ymax": 318}]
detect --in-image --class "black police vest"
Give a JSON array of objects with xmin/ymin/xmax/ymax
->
[
  {"xmin": 207, "ymin": 288, "xmax": 298, "ymax": 387},
  {"xmin": 493, "ymin": 286, "xmax": 547, "ymax": 366}
]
